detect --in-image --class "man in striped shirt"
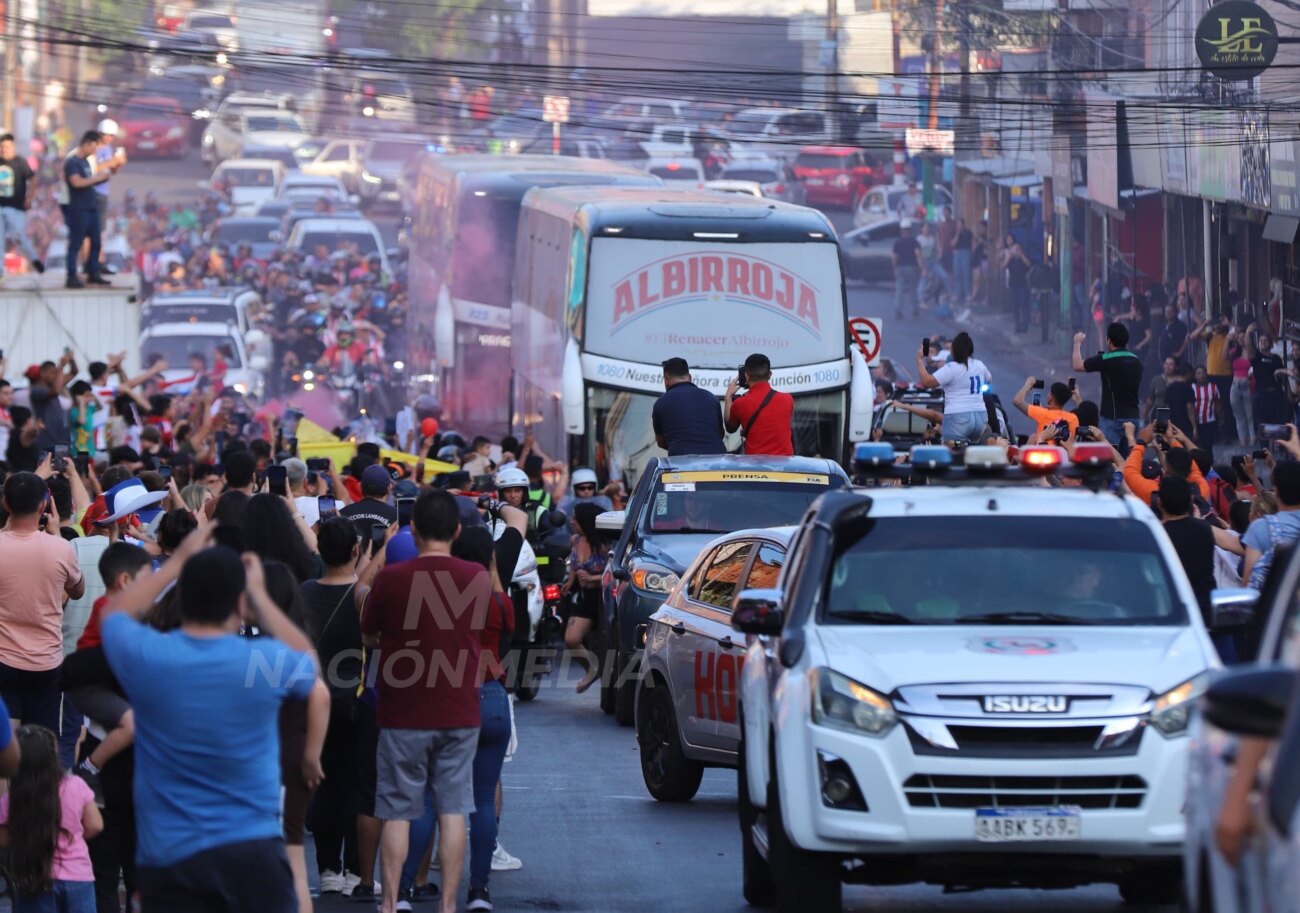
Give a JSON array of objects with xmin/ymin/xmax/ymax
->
[{"xmin": 1191, "ymin": 365, "xmax": 1221, "ymax": 461}]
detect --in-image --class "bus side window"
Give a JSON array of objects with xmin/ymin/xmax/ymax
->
[{"xmin": 567, "ymin": 227, "xmax": 586, "ymax": 326}]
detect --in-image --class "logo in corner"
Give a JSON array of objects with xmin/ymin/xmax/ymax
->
[{"xmin": 970, "ymin": 637, "xmax": 1074, "ymax": 656}]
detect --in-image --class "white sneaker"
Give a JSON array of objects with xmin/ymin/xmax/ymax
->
[
  {"xmin": 396, "ymin": 899, "xmax": 413, "ymax": 913},
  {"xmin": 342, "ymin": 872, "xmax": 362, "ymax": 895},
  {"xmin": 491, "ymin": 842, "xmax": 522, "ymax": 872},
  {"xmin": 319, "ymin": 870, "xmax": 345, "ymax": 894}
]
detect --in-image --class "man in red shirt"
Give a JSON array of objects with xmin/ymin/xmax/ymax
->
[
  {"xmin": 361, "ymin": 489, "xmax": 492, "ymax": 913},
  {"xmin": 724, "ymin": 353, "xmax": 796, "ymax": 456}
]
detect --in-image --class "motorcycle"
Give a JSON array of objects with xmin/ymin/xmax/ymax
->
[{"xmin": 490, "ymin": 518, "xmax": 566, "ymax": 702}]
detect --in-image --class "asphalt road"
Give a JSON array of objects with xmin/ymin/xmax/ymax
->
[{"xmin": 304, "ymin": 671, "xmax": 1175, "ymax": 913}]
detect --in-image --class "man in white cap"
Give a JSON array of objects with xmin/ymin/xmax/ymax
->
[{"xmin": 91, "ymin": 118, "xmax": 124, "ymax": 276}]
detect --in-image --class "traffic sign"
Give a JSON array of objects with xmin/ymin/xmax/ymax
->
[
  {"xmin": 542, "ymin": 95, "xmax": 570, "ymax": 124},
  {"xmin": 905, "ymin": 128, "xmax": 954, "ymax": 156},
  {"xmin": 848, "ymin": 316, "xmax": 883, "ymax": 367}
]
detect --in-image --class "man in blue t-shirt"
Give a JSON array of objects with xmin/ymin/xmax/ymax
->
[
  {"xmin": 62, "ymin": 130, "xmax": 117, "ymax": 289},
  {"xmin": 652, "ymin": 357, "xmax": 726, "ymax": 456},
  {"xmin": 100, "ymin": 532, "xmax": 319, "ymax": 912}
]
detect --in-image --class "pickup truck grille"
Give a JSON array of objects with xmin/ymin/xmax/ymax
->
[
  {"xmin": 906, "ymin": 722, "xmax": 1143, "ymax": 758},
  {"xmin": 903, "ymin": 774, "xmax": 1147, "ymax": 810}
]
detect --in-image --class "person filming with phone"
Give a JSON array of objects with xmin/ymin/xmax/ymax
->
[
  {"xmin": 916, "ymin": 331, "xmax": 991, "ymax": 444},
  {"xmin": 1011, "ymin": 376, "xmax": 1078, "ymax": 444},
  {"xmin": 725, "ymin": 353, "xmax": 795, "ymax": 456}
]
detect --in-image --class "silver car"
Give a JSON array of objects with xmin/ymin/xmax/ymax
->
[
  {"xmin": 1184, "ymin": 552, "xmax": 1300, "ymax": 913},
  {"xmin": 635, "ymin": 527, "xmax": 795, "ymax": 802},
  {"xmin": 717, "ymin": 159, "xmax": 807, "ymax": 205}
]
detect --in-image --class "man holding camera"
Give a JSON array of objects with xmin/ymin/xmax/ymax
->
[{"xmin": 725, "ymin": 353, "xmax": 794, "ymax": 456}]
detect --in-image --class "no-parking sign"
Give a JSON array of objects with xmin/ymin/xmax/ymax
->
[{"xmin": 848, "ymin": 316, "xmax": 883, "ymax": 367}]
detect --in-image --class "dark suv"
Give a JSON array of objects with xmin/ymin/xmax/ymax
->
[{"xmin": 596, "ymin": 454, "xmax": 849, "ymax": 725}]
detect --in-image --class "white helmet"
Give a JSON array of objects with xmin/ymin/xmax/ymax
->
[
  {"xmin": 495, "ymin": 467, "xmax": 529, "ymax": 491},
  {"xmin": 97, "ymin": 118, "xmax": 119, "ymax": 136},
  {"xmin": 572, "ymin": 468, "xmax": 598, "ymax": 488}
]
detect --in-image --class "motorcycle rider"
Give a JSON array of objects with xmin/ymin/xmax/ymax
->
[
  {"xmin": 317, "ymin": 321, "xmax": 372, "ymax": 374},
  {"xmin": 557, "ymin": 467, "xmax": 613, "ymax": 518}
]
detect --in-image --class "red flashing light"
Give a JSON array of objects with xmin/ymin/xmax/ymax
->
[
  {"xmin": 543, "ymin": 584, "xmax": 562, "ymax": 602},
  {"xmin": 1020, "ymin": 446, "xmax": 1065, "ymax": 473},
  {"xmin": 1070, "ymin": 443, "xmax": 1112, "ymax": 468}
]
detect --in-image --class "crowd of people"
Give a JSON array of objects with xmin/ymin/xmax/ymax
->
[{"xmin": 0, "ymin": 342, "xmax": 646, "ymax": 913}]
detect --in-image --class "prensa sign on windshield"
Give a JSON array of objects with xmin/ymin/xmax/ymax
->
[{"xmin": 586, "ymin": 238, "xmax": 846, "ymax": 368}]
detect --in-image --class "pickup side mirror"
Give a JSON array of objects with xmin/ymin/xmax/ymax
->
[
  {"xmin": 732, "ymin": 588, "xmax": 784, "ymax": 636},
  {"xmin": 1201, "ymin": 665, "xmax": 1296, "ymax": 739},
  {"xmin": 595, "ymin": 510, "xmax": 626, "ymax": 533},
  {"xmin": 1209, "ymin": 587, "xmax": 1258, "ymax": 631}
]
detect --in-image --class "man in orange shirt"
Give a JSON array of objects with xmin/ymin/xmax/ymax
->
[
  {"xmin": 1121, "ymin": 421, "xmax": 1210, "ymax": 505},
  {"xmin": 1012, "ymin": 376, "xmax": 1079, "ymax": 444}
]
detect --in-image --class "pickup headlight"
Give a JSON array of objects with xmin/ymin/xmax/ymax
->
[
  {"xmin": 835, "ymin": 174, "xmax": 851, "ymax": 187},
  {"xmin": 810, "ymin": 668, "xmax": 897, "ymax": 736},
  {"xmin": 1148, "ymin": 673, "xmax": 1208, "ymax": 736},
  {"xmin": 166, "ymin": 127, "xmax": 183, "ymax": 139},
  {"xmin": 630, "ymin": 565, "xmax": 679, "ymax": 594}
]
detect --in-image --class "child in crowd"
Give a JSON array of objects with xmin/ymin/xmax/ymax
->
[
  {"xmin": 0, "ymin": 725, "xmax": 102, "ymax": 912},
  {"xmin": 67, "ymin": 543, "xmax": 152, "ymax": 802}
]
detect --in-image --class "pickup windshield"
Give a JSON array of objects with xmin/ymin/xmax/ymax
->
[
  {"xmin": 824, "ymin": 516, "xmax": 1185, "ymax": 626},
  {"xmin": 646, "ymin": 472, "xmax": 837, "ymax": 534}
]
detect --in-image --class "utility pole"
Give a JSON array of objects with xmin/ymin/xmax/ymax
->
[
  {"xmin": 927, "ymin": 0, "xmax": 942, "ymax": 131},
  {"xmin": 1, "ymin": 1, "xmax": 15, "ymax": 131},
  {"xmin": 826, "ymin": 0, "xmax": 840, "ymax": 143}
]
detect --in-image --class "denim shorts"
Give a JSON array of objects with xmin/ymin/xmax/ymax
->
[{"xmin": 941, "ymin": 410, "xmax": 987, "ymax": 443}]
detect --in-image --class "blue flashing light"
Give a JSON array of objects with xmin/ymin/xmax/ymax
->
[
  {"xmin": 853, "ymin": 442, "xmax": 895, "ymax": 470},
  {"xmin": 909, "ymin": 445, "xmax": 953, "ymax": 470}
]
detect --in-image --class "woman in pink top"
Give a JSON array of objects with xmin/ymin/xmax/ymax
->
[
  {"xmin": 0, "ymin": 725, "xmax": 102, "ymax": 912},
  {"xmin": 1229, "ymin": 328, "xmax": 1255, "ymax": 447}
]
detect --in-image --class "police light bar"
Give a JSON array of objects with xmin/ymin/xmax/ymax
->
[
  {"xmin": 909, "ymin": 445, "xmax": 952, "ymax": 472},
  {"xmin": 1070, "ymin": 442, "xmax": 1112, "ymax": 469},
  {"xmin": 962, "ymin": 445, "xmax": 1008, "ymax": 472},
  {"xmin": 1019, "ymin": 445, "xmax": 1066, "ymax": 474},
  {"xmin": 853, "ymin": 442, "xmax": 895, "ymax": 473}
]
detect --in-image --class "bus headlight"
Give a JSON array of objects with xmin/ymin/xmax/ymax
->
[
  {"xmin": 1148, "ymin": 674, "xmax": 1208, "ymax": 736},
  {"xmin": 811, "ymin": 668, "xmax": 897, "ymax": 736}
]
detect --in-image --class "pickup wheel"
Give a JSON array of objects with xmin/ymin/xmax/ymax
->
[
  {"xmin": 768, "ymin": 766, "xmax": 841, "ymax": 913},
  {"xmin": 737, "ymin": 724, "xmax": 775, "ymax": 907},
  {"xmin": 637, "ymin": 678, "xmax": 703, "ymax": 802},
  {"xmin": 614, "ymin": 650, "xmax": 637, "ymax": 727}
]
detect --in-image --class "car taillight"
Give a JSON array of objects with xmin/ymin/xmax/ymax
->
[
  {"xmin": 543, "ymin": 584, "xmax": 561, "ymax": 602},
  {"xmin": 772, "ymin": 183, "xmax": 786, "ymax": 193}
]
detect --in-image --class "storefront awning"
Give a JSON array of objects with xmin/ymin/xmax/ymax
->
[
  {"xmin": 955, "ymin": 156, "xmax": 1037, "ymax": 179},
  {"xmin": 1263, "ymin": 214, "xmax": 1300, "ymax": 244},
  {"xmin": 992, "ymin": 174, "xmax": 1042, "ymax": 188}
]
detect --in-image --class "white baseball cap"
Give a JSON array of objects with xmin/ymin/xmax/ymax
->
[{"xmin": 97, "ymin": 118, "xmax": 119, "ymax": 136}]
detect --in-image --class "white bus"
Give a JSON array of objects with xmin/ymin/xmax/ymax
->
[
  {"xmin": 511, "ymin": 187, "xmax": 872, "ymax": 482},
  {"xmin": 405, "ymin": 155, "xmax": 660, "ymax": 435}
]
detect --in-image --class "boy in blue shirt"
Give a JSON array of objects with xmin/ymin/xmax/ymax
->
[{"xmin": 100, "ymin": 530, "xmax": 319, "ymax": 912}]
